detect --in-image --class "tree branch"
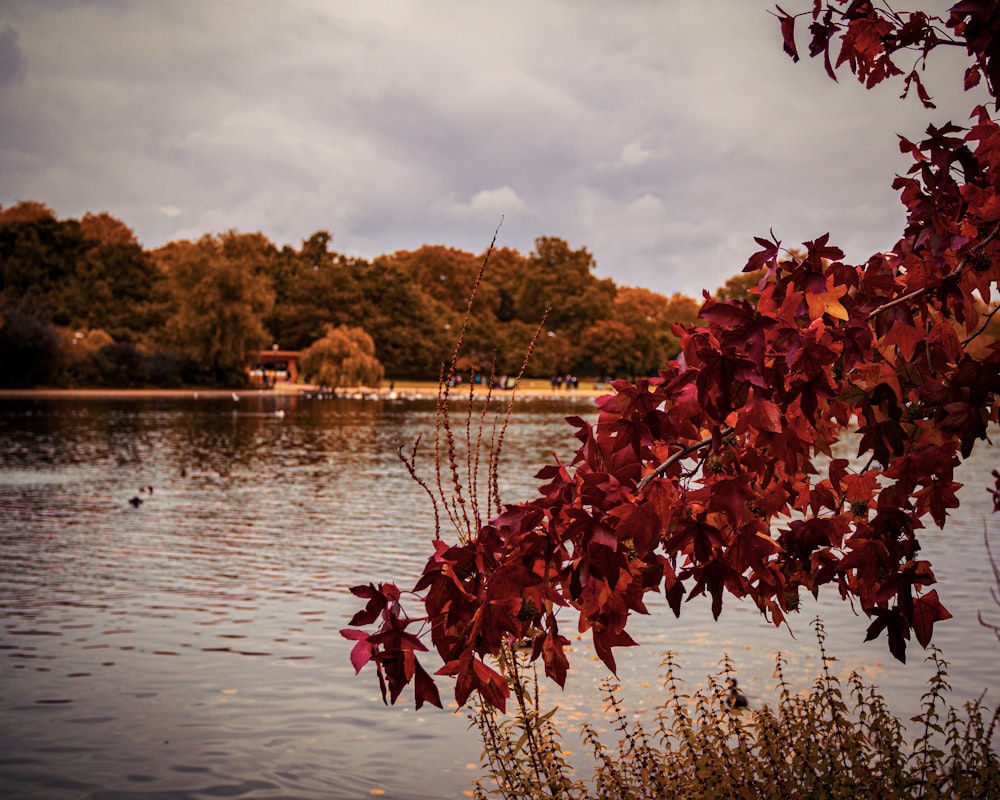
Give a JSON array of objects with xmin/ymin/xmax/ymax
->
[
  {"xmin": 869, "ymin": 222, "xmax": 1000, "ymax": 320},
  {"xmin": 962, "ymin": 302, "xmax": 1000, "ymax": 346},
  {"xmin": 636, "ymin": 425, "xmax": 734, "ymax": 493}
]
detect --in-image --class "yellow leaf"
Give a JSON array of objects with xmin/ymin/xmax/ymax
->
[{"xmin": 805, "ymin": 276, "xmax": 849, "ymax": 321}]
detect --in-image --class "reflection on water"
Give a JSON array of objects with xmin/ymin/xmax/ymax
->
[{"xmin": 1, "ymin": 395, "xmax": 997, "ymax": 799}]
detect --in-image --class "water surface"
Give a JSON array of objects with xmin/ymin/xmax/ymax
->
[{"xmin": 1, "ymin": 394, "xmax": 997, "ymax": 798}]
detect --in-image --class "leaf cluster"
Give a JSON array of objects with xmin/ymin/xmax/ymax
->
[{"xmin": 343, "ymin": 1, "xmax": 1000, "ymax": 712}]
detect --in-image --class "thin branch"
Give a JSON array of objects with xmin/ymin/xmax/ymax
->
[
  {"xmin": 445, "ymin": 217, "xmax": 503, "ymax": 384},
  {"xmin": 636, "ymin": 425, "xmax": 734, "ymax": 493},
  {"xmin": 869, "ymin": 222, "xmax": 1000, "ymax": 319},
  {"xmin": 435, "ymin": 218, "xmax": 504, "ymax": 542},
  {"xmin": 395, "ymin": 435, "xmax": 441, "ymax": 540},
  {"xmin": 468, "ymin": 362, "xmax": 490, "ymax": 532},
  {"xmin": 962, "ymin": 301, "xmax": 1000, "ymax": 346},
  {"xmin": 489, "ymin": 309, "xmax": 549, "ymax": 515},
  {"xmin": 868, "ymin": 284, "xmax": 927, "ymax": 320}
]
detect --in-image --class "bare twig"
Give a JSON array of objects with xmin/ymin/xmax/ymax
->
[
  {"xmin": 470, "ymin": 360, "xmax": 496, "ymax": 531},
  {"xmin": 435, "ymin": 219, "xmax": 504, "ymax": 542},
  {"xmin": 962, "ymin": 301, "xmax": 1000, "ymax": 346},
  {"xmin": 636, "ymin": 425, "xmax": 735, "ymax": 493},
  {"xmin": 395, "ymin": 435, "xmax": 441, "ymax": 540},
  {"xmin": 489, "ymin": 309, "xmax": 550, "ymax": 515}
]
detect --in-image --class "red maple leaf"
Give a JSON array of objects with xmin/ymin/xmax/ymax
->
[
  {"xmin": 537, "ymin": 629, "xmax": 572, "ymax": 687},
  {"xmin": 591, "ymin": 624, "xmax": 638, "ymax": 675},
  {"xmin": 911, "ymin": 589, "xmax": 952, "ymax": 648},
  {"xmin": 913, "ymin": 477, "xmax": 963, "ymax": 528},
  {"xmin": 865, "ymin": 606, "xmax": 910, "ymax": 663}
]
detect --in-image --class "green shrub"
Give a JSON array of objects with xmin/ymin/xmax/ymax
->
[{"xmin": 471, "ymin": 622, "xmax": 999, "ymax": 799}]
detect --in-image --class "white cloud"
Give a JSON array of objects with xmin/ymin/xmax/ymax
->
[
  {"xmin": 447, "ymin": 186, "xmax": 526, "ymax": 220},
  {"xmin": 616, "ymin": 138, "xmax": 666, "ymax": 169}
]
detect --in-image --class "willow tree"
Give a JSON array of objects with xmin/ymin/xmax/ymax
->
[{"xmin": 299, "ymin": 324, "xmax": 384, "ymax": 392}]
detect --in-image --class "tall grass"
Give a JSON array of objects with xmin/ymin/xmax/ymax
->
[{"xmin": 470, "ymin": 621, "xmax": 1000, "ymax": 799}]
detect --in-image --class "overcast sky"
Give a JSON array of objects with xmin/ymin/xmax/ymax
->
[{"xmin": 0, "ymin": 1, "xmax": 983, "ymax": 297}]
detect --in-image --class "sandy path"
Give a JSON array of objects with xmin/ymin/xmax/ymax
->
[{"xmin": 0, "ymin": 380, "xmax": 611, "ymax": 401}]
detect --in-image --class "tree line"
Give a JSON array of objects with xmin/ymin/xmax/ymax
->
[{"xmin": 0, "ymin": 200, "xmax": 744, "ymax": 389}]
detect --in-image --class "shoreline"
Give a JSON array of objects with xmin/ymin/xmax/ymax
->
[{"xmin": 0, "ymin": 380, "xmax": 610, "ymax": 402}]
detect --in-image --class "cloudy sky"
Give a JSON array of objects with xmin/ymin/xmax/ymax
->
[{"xmin": 0, "ymin": 1, "xmax": 983, "ymax": 297}]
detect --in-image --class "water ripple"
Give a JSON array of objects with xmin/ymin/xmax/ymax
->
[{"xmin": 1, "ymin": 396, "xmax": 996, "ymax": 798}]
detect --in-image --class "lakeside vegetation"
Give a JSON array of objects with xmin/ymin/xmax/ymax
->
[
  {"xmin": 0, "ymin": 200, "xmax": 735, "ymax": 390},
  {"xmin": 473, "ymin": 623, "xmax": 1000, "ymax": 799}
]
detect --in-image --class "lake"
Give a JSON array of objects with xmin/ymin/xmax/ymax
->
[{"xmin": 1, "ymin": 393, "xmax": 997, "ymax": 799}]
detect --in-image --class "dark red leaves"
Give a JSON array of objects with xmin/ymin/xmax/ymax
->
[
  {"xmin": 952, "ymin": 0, "xmax": 1000, "ymax": 105},
  {"xmin": 776, "ymin": 6, "xmax": 801, "ymax": 62},
  {"xmin": 438, "ymin": 651, "xmax": 510, "ymax": 711},
  {"xmin": 413, "ymin": 659, "xmax": 443, "ymax": 711},
  {"xmin": 592, "ymin": 625, "xmax": 638, "ymax": 675},
  {"xmin": 914, "ymin": 478, "xmax": 963, "ymax": 529},
  {"xmin": 788, "ymin": 1, "xmax": 948, "ymax": 104},
  {"xmin": 865, "ymin": 607, "xmax": 910, "ymax": 663},
  {"xmin": 340, "ymin": 582, "xmax": 444, "ymax": 710},
  {"xmin": 965, "ymin": 63, "xmax": 983, "ymax": 90},
  {"xmin": 348, "ymin": 582, "xmax": 399, "ymax": 626},
  {"xmin": 538, "ymin": 630, "xmax": 571, "ymax": 687},
  {"xmin": 746, "ymin": 397, "xmax": 783, "ymax": 434},
  {"xmin": 912, "ymin": 589, "xmax": 953, "ymax": 648},
  {"xmin": 342, "ymin": 628, "xmax": 374, "ymax": 674},
  {"xmin": 343, "ymin": 4, "xmax": 1000, "ymax": 712},
  {"xmin": 744, "ymin": 232, "xmax": 782, "ymax": 274}
]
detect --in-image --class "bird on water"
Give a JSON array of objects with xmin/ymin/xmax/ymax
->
[{"xmin": 727, "ymin": 678, "xmax": 749, "ymax": 709}]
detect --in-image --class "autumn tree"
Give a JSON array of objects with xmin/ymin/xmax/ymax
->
[
  {"xmin": 0, "ymin": 209, "xmax": 166, "ymax": 345},
  {"xmin": 578, "ymin": 319, "xmax": 643, "ymax": 379},
  {"xmin": 463, "ymin": 316, "xmax": 542, "ymax": 377},
  {"xmin": 154, "ymin": 232, "xmax": 275, "ymax": 383},
  {"xmin": 515, "ymin": 237, "xmax": 616, "ymax": 336},
  {"xmin": 65, "ymin": 241, "xmax": 168, "ymax": 343},
  {"xmin": 479, "ymin": 246, "xmax": 529, "ymax": 324},
  {"xmin": 715, "ymin": 268, "xmax": 768, "ymax": 301},
  {"xmin": 343, "ymin": 0, "xmax": 1000, "ymax": 713},
  {"xmin": 457, "ymin": 247, "xmax": 551, "ymax": 376},
  {"xmin": 385, "ymin": 244, "xmax": 490, "ymax": 311},
  {"xmin": 463, "ymin": 237, "xmax": 620, "ymax": 379},
  {"xmin": 0, "ymin": 200, "xmax": 55, "ymax": 224},
  {"xmin": 585, "ymin": 287, "xmax": 703, "ymax": 377},
  {"xmin": 383, "ymin": 244, "xmax": 557, "ymax": 378},
  {"xmin": 264, "ymin": 231, "xmax": 367, "ymax": 350},
  {"xmin": 355, "ymin": 258, "xmax": 456, "ymax": 378},
  {"xmin": 0, "ymin": 213, "xmax": 87, "ymax": 321},
  {"xmin": 60, "ymin": 328, "xmax": 114, "ymax": 386},
  {"xmin": 79, "ymin": 212, "xmax": 139, "ymax": 246},
  {"xmin": 299, "ymin": 324, "xmax": 384, "ymax": 391}
]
